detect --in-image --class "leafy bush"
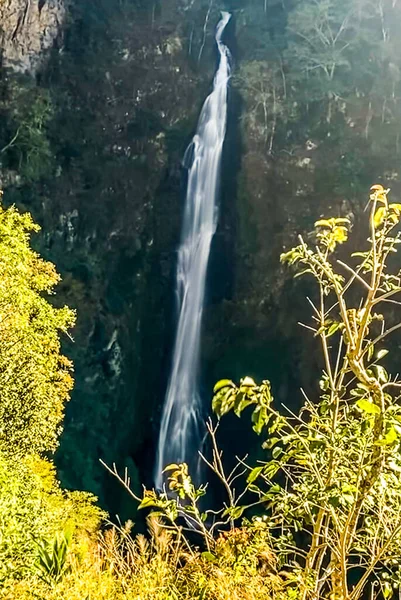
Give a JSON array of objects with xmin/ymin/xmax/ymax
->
[
  {"xmin": 0, "ymin": 451, "xmax": 103, "ymax": 585},
  {"xmin": 35, "ymin": 530, "xmax": 72, "ymax": 586},
  {"xmin": 131, "ymin": 185, "xmax": 401, "ymax": 600},
  {"xmin": 213, "ymin": 185, "xmax": 401, "ymax": 600}
]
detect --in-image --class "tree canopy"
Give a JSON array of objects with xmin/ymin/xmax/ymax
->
[{"xmin": 0, "ymin": 194, "xmax": 75, "ymax": 455}]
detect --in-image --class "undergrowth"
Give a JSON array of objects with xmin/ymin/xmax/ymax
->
[{"xmin": 1, "ymin": 517, "xmax": 281, "ymax": 600}]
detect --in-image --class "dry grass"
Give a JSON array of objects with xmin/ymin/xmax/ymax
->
[{"xmin": 0, "ymin": 517, "xmax": 282, "ymax": 600}]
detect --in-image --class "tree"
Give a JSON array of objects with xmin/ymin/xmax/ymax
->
[
  {"xmin": 236, "ymin": 60, "xmax": 288, "ymax": 153},
  {"xmin": 285, "ymin": 0, "xmax": 364, "ymax": 121},
  {"xmin": 0, "ymin": 193, "xmax": 103, "ymax": 586},
  {"xmin": 284, "ymin": 0, "xmax": 401, "ymax": 133},
  {"xmin": 213, "ymin": 185, "xmax": 401, "ymax": 600},
  {"xmin": 360, "ymin": 1, "xmax": 401, "ymax": 147},
  {"xmin": 0, "ymin": 193, "xmax": 75, "ymax": 455},
  {"xmin": 0, "ymin": 86, "xmax": 53, "ymax": 182}
]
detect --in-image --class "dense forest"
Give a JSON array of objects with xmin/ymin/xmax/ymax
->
[{"xmin": 1, "ymin": 0, "xmax": 401, "ymax": 598}]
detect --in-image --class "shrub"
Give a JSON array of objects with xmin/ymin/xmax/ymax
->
[{"xmin": 136, "ymin": 185, "xmax": 401, "ymax": 600}]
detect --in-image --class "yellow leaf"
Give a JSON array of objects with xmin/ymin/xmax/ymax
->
[
  {"xmin": 213, "ymin": 379, "xmax": 235, "ymax": 393},
  {"xmin": 241, "ymin": 376, "xmax": 256, "ymax": 387},
  {"xmin": 373, "ymin": 206, "xmax": 387, "ymax": 228},
  {"xmin": 389, "ymin": 203, "xmax": 401, "ymax": 216},
  {"xmin": 314, "ymin": 219, "xmax": 332, "ymax": 228},
  {"xmin": 333, "ymin": 226, "xmax": 348, "ymax": 243}
]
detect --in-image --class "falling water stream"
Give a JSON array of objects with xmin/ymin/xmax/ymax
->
[{"xmin": 155, "ymin": 13, "xmax": 232, "ymax": 489}]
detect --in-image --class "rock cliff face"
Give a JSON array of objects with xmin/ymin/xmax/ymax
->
[{"xmin": 0, "ymin": 0, "xmax": 65, "ymax": 73}]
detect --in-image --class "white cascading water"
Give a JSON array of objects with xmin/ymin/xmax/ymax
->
[{"xmin": 155, "ymin": 12, "xmax": 232, "ymax": 489}]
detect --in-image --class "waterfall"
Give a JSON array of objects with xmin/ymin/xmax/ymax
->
[{"xmin": 155, "ymin": 12, "xmax": 232, "ymax": 489}]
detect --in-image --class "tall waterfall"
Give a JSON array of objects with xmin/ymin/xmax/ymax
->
[{"xmin": 155, "ymin": 13, "xmax": 232, "ymax": 489}]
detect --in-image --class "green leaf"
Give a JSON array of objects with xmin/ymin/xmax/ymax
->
[
  {"xmin": 234, "ymin": 392, "xmax": 254, "ymax": 417},
  {"xmin": 213, "ymin": 387, "xmax": 236, "ymax": 417},
  {"xmin": 138, "ymin": 495, "xmax": 158, "ymax": 509},
  {"xmin": 327, "ymin": 322, "xmax": 341, "ymax": 337},
  {"xmin": 350, "ymin": 388, "xmax": 365, "ymax": 397},
  {"xmin": 389, "ymin": 203, "xmax": 401, "ymax": 215},
  {"xmin": 328, "ymin": 495, "xmax": 340, "ymax": 508},
  {"xmin": 163, "ymin": 464, "xmax": 180, "ymax": 472},
  {"xmin": 272, "ymin": 446, "xmax": 282, "ymax": 459},
  {"xmin": 375, "ymin": 427, "xmax": 398, "ymax": 446},
  {"xmin": 222, "ymin": 506, "xmax": 244, "ymax": 520},
  {"xmin": 280, "ymin": 248, "xmax": 302, "ymax": 265},
  {"xmin": 263, "ymin": 436, "xmax": 280, "ymax": 449},
  {"xmin": 372, "ymin": 364, "xmax": 389, "ymax": 383},
  {"xmin": 247, "ymin": 466, "xmax": 263, "ymax": 484},
  {"xmin": 382, "ymin": 581, "xmax": 393, "ymax": 599},
  {"xmin": 385, "ymin": 427, "xmax": 398, "ymax": 445},
  {"xmin": 356, "ymin": 399, "xmax": 381, "ymax": 415},
  {"xmin": 252, "ymin": 404, "xmax": 269, "ymax": 435},
  {"xmin": 352, "ymin": 251, "xmax": 369, "ymax": 258},
  {"xmin": 264, "ymin": 462, "xmax": 280, "ymax": 480},
  {"xmin": 202, "ymin": 552, "xmax": 217, "ymax": 563},
  {"xmin": 377, "ymin": 349, "xmax": 389, "ymax": 360}
]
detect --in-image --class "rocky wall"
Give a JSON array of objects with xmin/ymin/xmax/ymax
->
[{"xmin": 0, "ymin": 0, "xmax": 65, "ymax": 73}]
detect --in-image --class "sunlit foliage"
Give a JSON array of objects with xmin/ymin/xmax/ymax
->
[
  {"xmin": 0, "ymin": 452, "xmax": 102, "ymax": 585},
  {"xmin": 134, "ymin": 185, "xmax": 401, "ymax": 600},
  {"xmin": 0, "ymin": 194, "xmax": 75, "ymax": 455},
  {"xmin": 213, "ymin": 185, "xmax": 401, "ymax": 600},
  {"xmin": 0, "ymin": 195, "xmax": 103, "ymax": 588}
]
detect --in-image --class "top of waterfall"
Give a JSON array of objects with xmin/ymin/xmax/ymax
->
[
  {"xmin": 219, "ymin": 11, "xmax": 231, "ymax": 25},
  {"xmin": 216, "ymin": 12, "xmax": 231, "ymax": 45}
]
